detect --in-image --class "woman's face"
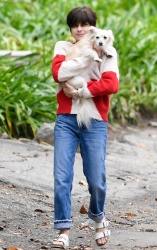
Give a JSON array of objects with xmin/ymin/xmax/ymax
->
[{"xmin": 71, "ymin": 23, "xmax": 91, "ymax": 41}]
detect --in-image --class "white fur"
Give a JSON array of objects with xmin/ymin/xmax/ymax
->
[
  {"xmin": 66, "ymin": 26, "xmax": 115, "ymax": 128},
  {"xmin": 65, "ymin": 27, "xmax": 102, "ymax": 63},
  {"xmin": 90, "ymin": 26, "xmax": 114, "ymax": 57}
]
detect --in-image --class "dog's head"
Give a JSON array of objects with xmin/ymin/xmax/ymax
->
[{"xmin": 89, "ymin": 26, "xmax": 114, "ymax": 50}]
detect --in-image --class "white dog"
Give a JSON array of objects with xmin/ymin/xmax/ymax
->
[
  {"xmin": 66, "ymin": 26, "xmax": 114, "ymax": 128},
  {"xmin": 91, "ymin": 26, "xmax": 114, "ymax": 58}
]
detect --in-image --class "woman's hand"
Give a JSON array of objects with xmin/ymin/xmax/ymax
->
[{"xmin": 62, "ymin": 82, "xmax": 77, "ymax": 98}]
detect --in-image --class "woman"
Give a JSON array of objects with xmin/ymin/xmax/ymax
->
[{"xmin": 52, "ymin": 6, "xmax": 119, "ymax": 249}]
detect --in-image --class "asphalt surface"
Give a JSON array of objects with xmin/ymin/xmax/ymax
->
[{"xmin": 0, "ymin": 125, "xmax": 157, "ymax": 250}]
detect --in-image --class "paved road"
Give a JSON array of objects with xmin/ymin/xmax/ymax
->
[{"xmin": 0, "ymin": 126, "xmax": 157, "ymax": 250}]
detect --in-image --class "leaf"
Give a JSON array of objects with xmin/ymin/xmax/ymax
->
[
  {"xmin": 79, "ymin": 180, "xmax": 88, "ymax": 187},
  {"xmin": 126, "ymin": 212, "xmax": 137, "ymax": 217},
  {"xmin": 6, "ymin": 248, "xmax": 23, "ymax": 250},
  {"xmin": 41, "ymin": 221, "xmax": 48, "ymax": 226},
  {"xmin": 120, "ymin": 212, "xmax": 137, "ymax": 218},
  {"xmin": 34, "ymin": 209, "xmax": 45, "ymax": 213},
  {"xmin": 79, "ymin": 205, "xmax": 88, "ymax": 214}
]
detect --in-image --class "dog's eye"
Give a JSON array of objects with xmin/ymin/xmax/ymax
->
[
  {"xmin": 104, "ymin": 36, "xmax": 107, "ymax": 39},
  {"xmin": 96, "ymin": 36, "xmax": 99, "ymax": 39}
]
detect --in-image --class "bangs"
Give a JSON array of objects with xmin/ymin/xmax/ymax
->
[
  {"xmin": 67, "ymin": 6, "xmax": 97, "ymax": 29},
  {"xmin": 71, "ymin": 10, "xmax": 93, "ymax": 27}
]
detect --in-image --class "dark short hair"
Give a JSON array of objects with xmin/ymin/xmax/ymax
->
[{"xmin": 67, "ymin": 6, "xmax": 97, "ymax": 30}]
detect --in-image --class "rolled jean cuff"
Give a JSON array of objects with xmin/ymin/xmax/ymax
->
[
  {"xmin": 54, "ymin": 219, "xmax": 72, "ymax": 230},
  {"xmin": 88, "ymin": 210, "xmax": 105, "ymax": 222}
]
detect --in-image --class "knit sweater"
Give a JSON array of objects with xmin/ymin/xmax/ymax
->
[{"xmin": 52, "ymin": 41, "xmax": 119, "ymax": 122}]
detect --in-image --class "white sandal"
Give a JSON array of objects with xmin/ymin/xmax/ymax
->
[
  {"xmin": 52, "ymin": 234, "xmax": 69, "ymax": 249},
  {"xmin": 95, "ymin": 218, "xmax": 111, "ymax": 246}
]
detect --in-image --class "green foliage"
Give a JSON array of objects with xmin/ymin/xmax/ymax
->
[
  {"xmin": 107, "ymin": 1, "xmax": 157, "ymax": 123},
  {"xmin": 0, "ymin": 53, "xmax": 56, "ymax": 137},
  {"xmin": 0, "ymin": 0, "xmax": 157, "ymax": 137}
]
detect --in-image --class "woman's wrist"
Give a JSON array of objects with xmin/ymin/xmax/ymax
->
[
  {"xmin": 72, "ymin": 89, "xmax": 79, "ymax": 98},
  {"xmin": 77, "ymin": 88, "xmax": 83, "ymax": 97},
  {"xmin": 75, "ymin": 90, "xmax": 79, "ymax": 97},
  {"xmin": 72, "ymin": 90, "xmax": 77, "ymax": 97}
]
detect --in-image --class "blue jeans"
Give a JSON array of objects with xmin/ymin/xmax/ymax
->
[{"xmin": 54, "ymin": 114, "xmax": 107, "ymax": 229}]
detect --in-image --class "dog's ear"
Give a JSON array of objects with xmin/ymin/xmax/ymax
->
[
  {"xmin": 107, "ymin": 30, "xmax": 114, "ymax": 46},
  {"xmin": 89, "ymin": 26, "xmax": 97, "ymax": 34}
]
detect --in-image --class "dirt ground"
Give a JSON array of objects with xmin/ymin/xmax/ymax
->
[{"xmin": 0, "ymin": 123, "xmax": 157, "ymax": 250}]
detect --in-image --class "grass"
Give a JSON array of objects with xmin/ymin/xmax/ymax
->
[{"xmin": 0, "ymin": 0, "xmax": 157, "ymax": 137}]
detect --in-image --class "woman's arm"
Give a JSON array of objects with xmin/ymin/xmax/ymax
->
[
  {"xmin": 62, "ymin": 69, "xmax": 119, "ymax": 99},
  {"xmin": 52, "ymin": 41, "xmax": 94, "ymax": 83},
  {"xmin": 76, "ymin": 47, "xmax": 119, "ymax": 98},
  {"xmin": 61, "ymin": 46, "xmax": 119, "ymax": 99}
]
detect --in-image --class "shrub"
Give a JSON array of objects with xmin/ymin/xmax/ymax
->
[{"xmin": 0, "ymin": 0, "xmax": 156, "ymax": 137}]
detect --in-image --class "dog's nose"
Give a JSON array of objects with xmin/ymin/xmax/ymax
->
[{"xmin": 99, "ymin": 42, "xmax": 103, "ymax": 46}]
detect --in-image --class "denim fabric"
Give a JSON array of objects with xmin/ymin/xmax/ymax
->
[{"xmin": 54, "ymin": 114, "xmax": 107, "ymax": 229}]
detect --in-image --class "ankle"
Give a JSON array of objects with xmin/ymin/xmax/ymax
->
[
  {"xmin": 97, "ymin": 220, "xmax": 103, "ymax": 223},
  {"xmin": 60, "ymin": 228, "xmax": 69, "ymax": 235}
]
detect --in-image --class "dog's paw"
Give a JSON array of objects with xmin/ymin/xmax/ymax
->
[
  {"xmin": 94, "ymin": 58, "xmax": 102, "ymax": 63},
  {"xmin": 103, "ymin": 46, "xmax": 116, "ymax": 58},
  {"xmin": 103, "ymin": 49, "xmax": 113, "ymax": 58},
  {"xmin": 106, "ymin": 53, "xmax": 113, "ymax": 58}
]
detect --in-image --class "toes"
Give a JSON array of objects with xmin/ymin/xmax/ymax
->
[
  {"xmin": 96, "ymin": 237, "xmax": 108, "ymax": 246},
  {"xmin": 53, "ymin": 241, "xmax": 63, "ymax": 247}
]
